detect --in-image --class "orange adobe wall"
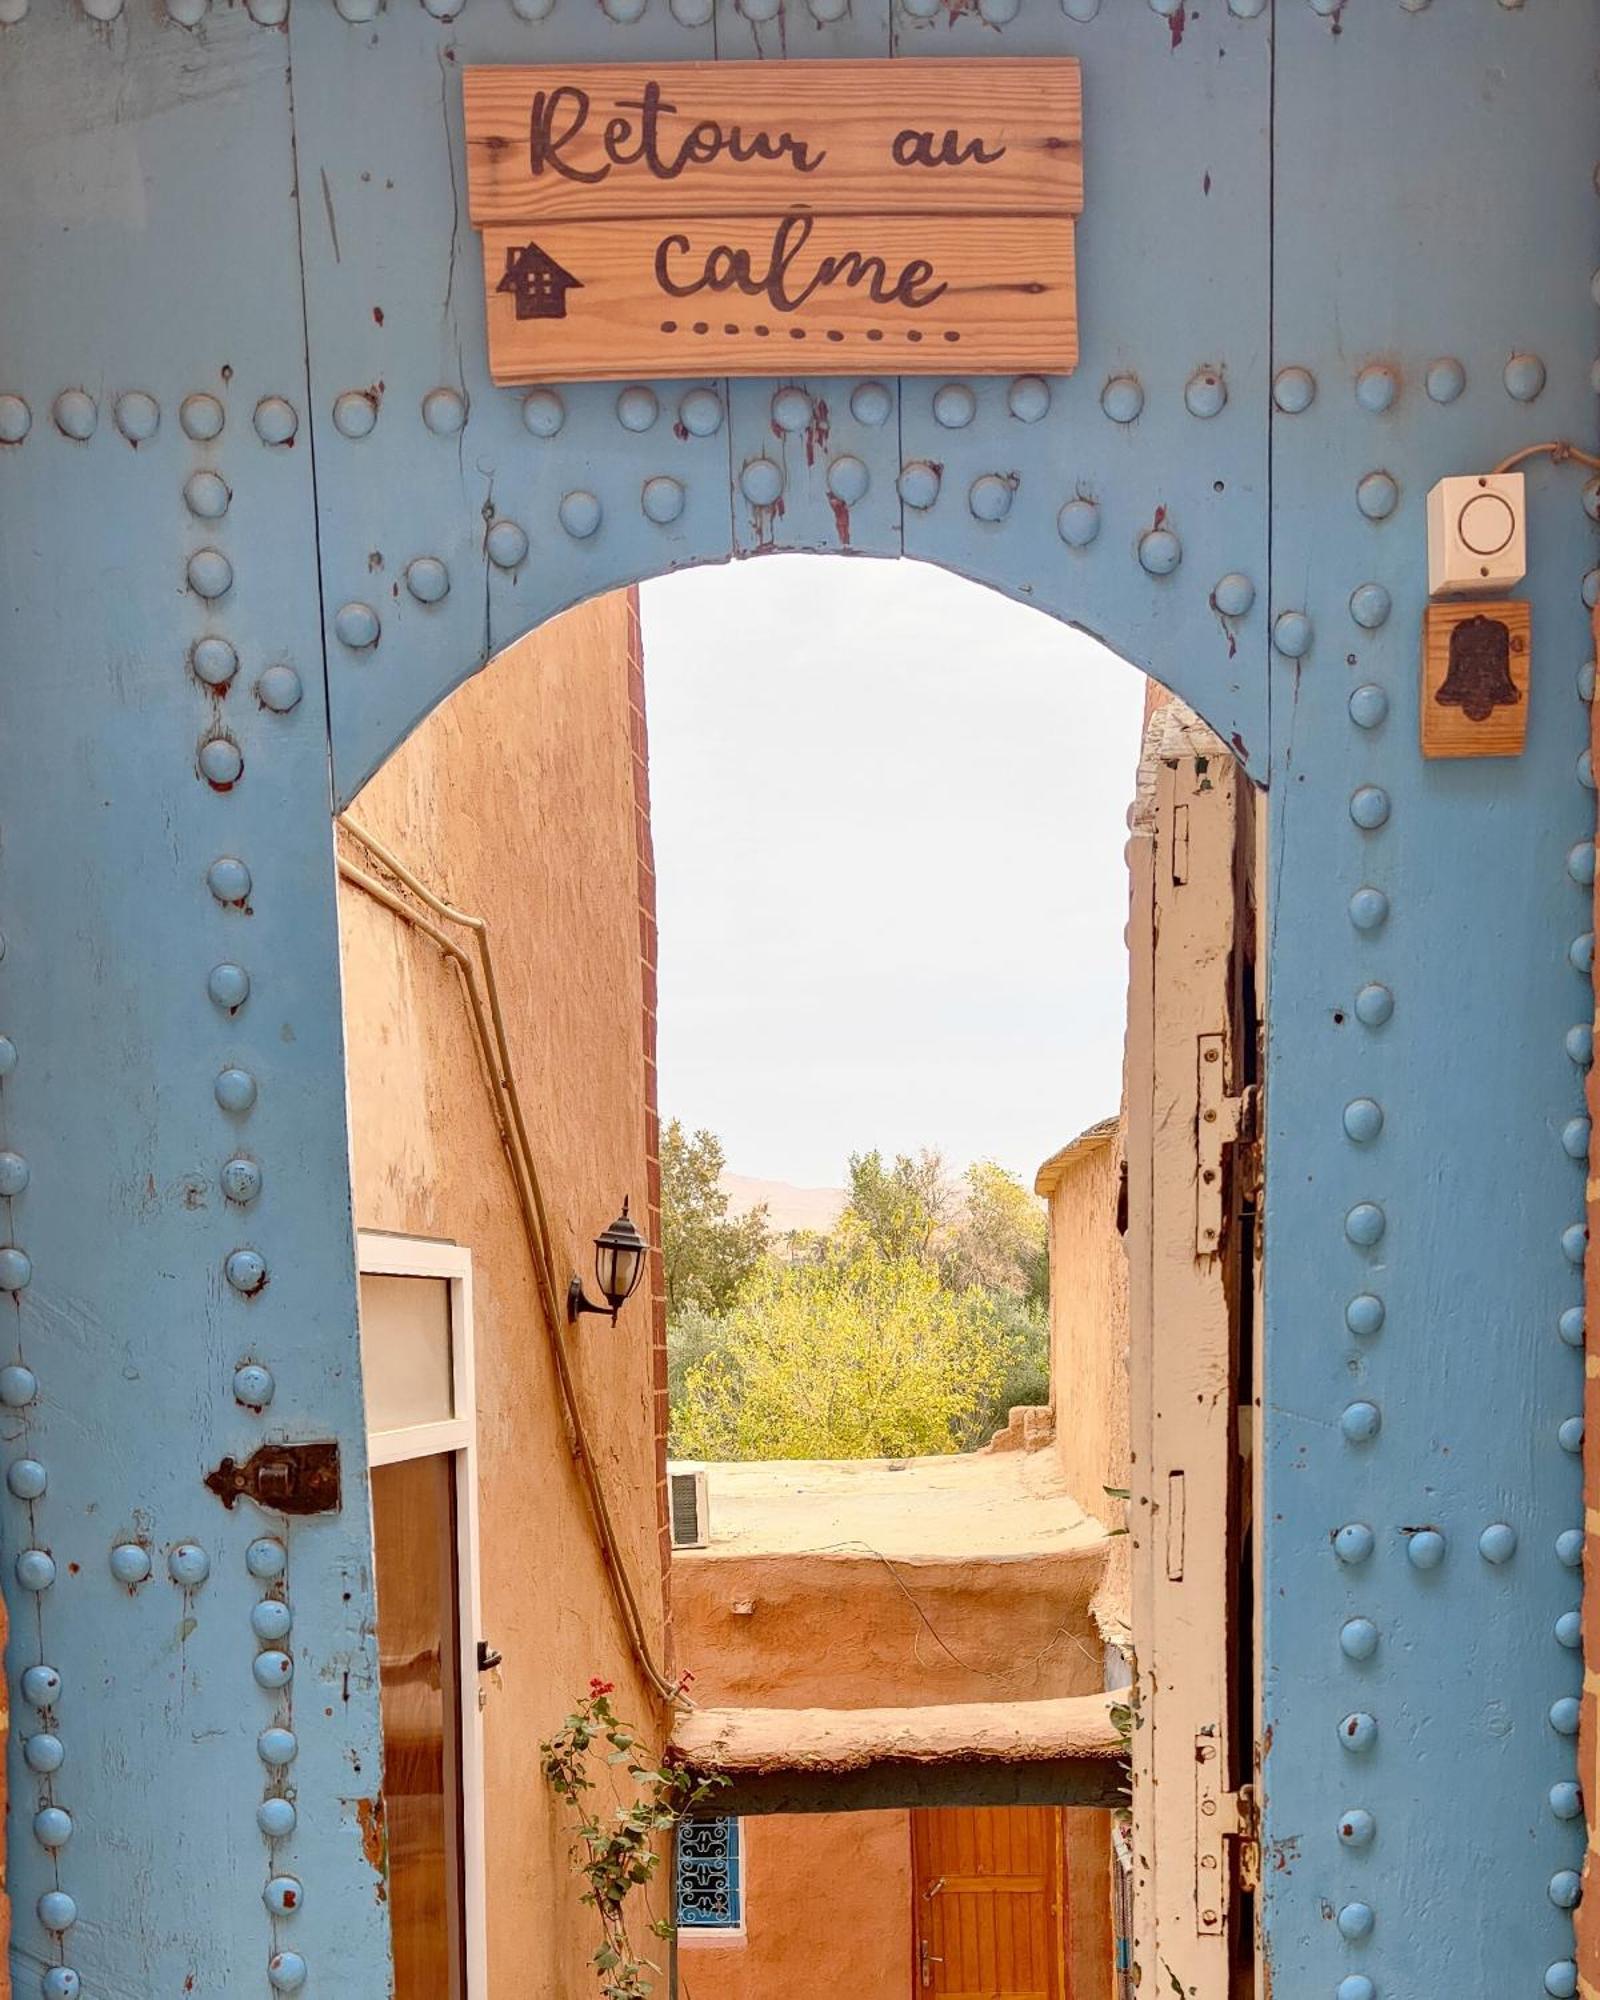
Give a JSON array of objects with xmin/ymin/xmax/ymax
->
[{"xmin": 337, "ymin": 588, "xmax": 672, "ymax": 1999}]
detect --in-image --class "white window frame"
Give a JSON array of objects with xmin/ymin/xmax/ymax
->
[{"xmin": 358, "ymin": 1230, "xmax": 488, "ymax": 2000}]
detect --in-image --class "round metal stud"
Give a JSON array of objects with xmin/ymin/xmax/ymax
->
[
  {"xmin": 509, "ymin": 0, "xmax": 557, "ymax": 17},
  {"xmin": 977, "ymin": 0, "xmax": 1018, "ymax": 21},
  {"xmin": 933, "ymin": 384, "xmax": 977, "ymax": 430},
  {"xmin": 187, "ymin": 549, "xmax": 234, "ymax": 601},
  {"xmin": 1334, "ymin": 1523, "xmax": 1375, "ymax": 1565},
  {"xmin": 851, "ymin": 382, "xmax": 893, "ymax": 428},
  {"xmin": 0, "ymin": 1150, "xmax": 29, "ymax": 1198},
  {"xmin": 0, "ymin": 1038, "xmax": 16, "ymax": 1078},
  {"xmin": 1340, "ymin": 1618, "xmax": 1379, "ymax": 1661},
  {"xmin": 1138, "ymin": 528, "xmax": 1181, "ymax": 576},
  {"xmin": 809, "ymin": 0, "xmax": 849, "ymax": 21},
  {"xmin": 616, "ymin": 386, "xmax": 660, "ymax": 433},
  {"xmin": 234, "ymin": 1362, "xmax": 275, "ymax": 1410},
  {"xmin": 1356, "ymin": 472, "xmax": 1399, "ymax": 521},
  {"xmin": 1057, "ymin": 498, "xmax": 1100, "ymax": 548},
  {"xmin": 253, "ymin": 1650, "xmax": 294, "ymax": 1690},
  {"xmin": 1100, "ymin": 376, "xmax": 1144, "ymax": 424},
  {"xmin": 41, "ymin": 1972, "xmax": 81, "ymax": 2000},
  {"xmin": 247, "ymin": 1538, "xmax": 288, "ymax": 1580},
  {"xmin": 1551, "ymin": 1781, "xmax": 1584, "ymax": 1819},
  {"xmin": 971, "ymin": 475, "xmax": 1016, "ymax": 524},
  {"xmin": 1337, "ymin": 1903, "xmax": 1374, "ymax": 1941},
  {"xmin": 1007, "ymin": 377, "xmax": 1050, "ymax": 424},
  {"xmin": 1580, "ymin": 662, "xmax": 1596, "ymax": 703},
  {"xmin": 1337, "ymin": 1980, "xmax": 1375, "ymax": 2000},
  {"xmin": 259, "ymin": 1797, "xmax": 298, "ymax": 1840},
  {"xmin": 1342, "ymin": 1099, "xmax": 1383, "ymax": 1144},
  {"xmin": 771, "ymin": 387, "xmax": 814, "ymax": 433},
  {"xmin": 1348, "ymin": 684, "xmax": 1389, "ymax": 730},
  {"xmin": 1425, "ymin": 357, "xmax": 1466, "ymax": 404},
  {"xmin": 1585, "ymin": 480, "xmax": 1600, "ymax": 527},
  {"xmin": 192, "ymin": 636, "xmax": 239, "ymax": 689},
  {"xmin": 1273, "ymin": 611, "xmax": 1312, "ymax": 658},
  {"xmin": 1559, "ymin": 1304, "xmax": 1586, "ymax": 1346},
  {"xmin": 0, "ymin": 1247, "xmax": 32, "ymax": 1292},
  {"xmin": 1556, "ymin": 1610, "xmax": 1583, "ymax": 1649},
  {"xmin": 1571, "ymin": 934, "xmax": 1594, "ymax": 975},
  {"xmin": 0, "ymin": 396, "xmax": 33, "ymax": 444},
  {"xmin": 1354, "ymin": 364, "xmax": 1398, "ymax": 414},
  {"xmin": 33, "ymin": 1807, "xmax": 72, "ymax": 1850},
  {"xmin": 485, "ymin": 520, "xmax": 529, "ymax": 570},
  {"xmin": 1355, "ymin": 983, "xmax": 1394, "ymax": 1027},
  {"xmin": 214, "ymin": 1064, "xmax": 258, "ymax": 1112},
  {"xmin": 1550, "ymin": 1870, "xmax": 1582, "ymax": 1910},
  {"xmin": 1345, "ymin": 1293, "xmax": 1385, "ymax": 1336},
  {"xmin": 258, "ymin": 1727, "xmax": 299, "ymax": 1768},
  {"xmin": 1211, "ymin": 574, "xmax": 1254, "ymax": 618},
  {"xmin": 405, "ymin": 557, "xmax": 450, "ymax": 604},
  {"xmin": 6, "ymin": 1457, "xmax": 45, "ymax": 1500},
  {"xmin": 110, "ymin": 1542, "xmax": 152, "ymax": 1585},
  {"xmin": 21, "ymin": 1665, "xmax": 61, "ymax": 1708},
  {"xmin": 1562, "ymin": 1116, "xmax": 1590, "ymax": 1160},
  {"xmin": 1344, "ymin": 1203, "xmax": 1386, "ymax": 1248},
  {"xmin": 740, "ymin": 459, "xmax": 784, "ymax": 508},
  {"xmin": 207, "ymin": 964, "xmax": 250, "ymax": 1013},
  {"xmin": 1341, "ymin": 1401, "xmax": 1381, "ymax": 1444},
  {"xmin": 1504, "ymin": 353, "xmax": 1547, "ymax": 402},
  {"xmin": 264, "ymin": 1876, "xmax": 304, "ymax": 1917},
  {"xmin": 677, "ymin": 388, "xmax": 723, "ymax": 437},
  {"xmin": 253, "ymin": 397, "xmax": 299, "ymax": 445},
  {"xmin": 1546, "ymin": 1964, "xmax": 1579, "ymax": 2000},
  {"xmin": 899, "ymin": 463, "xmax": 942, "ymax": 512},
  {"xmin": 258, "ymin": 664, "xmax": 303, "ymax": 714},
  {"xmin": 198, "ymin": 736, "xmax": 243, "ymax": 789},
  {"xmin": 1349, "ymin": 583, "xmax": 1391, "ymax": 630},
  {"xmin": 168, "ymin": 1542, "xmax": 210, "ymax": 1587},
  {"xmin": 332, "ymin": 392, "xmax": 378, "ymax": 440},
  {"xmin": 1349, "ymin": 786, "xmax": 1390, "ymax": 830},
  {"xmin": 1555, "ymin": 1528, "xmax": 1585, "ymax": 1568},
  {"xmin": 114, "ymin": 390, "xmax": 161, "ymax": 442},
  {"xmin": 167, "ymin": 0, "xmax": 208, "ymax": 19},
  {"xmin": 1559, "ymin": 1416, "xmax": 1585, "ymax": 1454},
  {"xmin": 1562, "ymin": 1221, "xmax": 1588, "ymax": 1264},
  {"xmin": 1567, "ymin": 843, "xmax": 1596, "ymax": 887},
  {"xmin": 335, "ymin": 602, "xmax": 380, "ymax": 650},
  {"xmin": 829, "ymin": 456, "xmax": 870, "ymax": 506},
  {"xmin": 1407, "ymin": 1529, "xmax": 1446, "ymax": 1570},
  {"xmin": 222, "ymin": 1158, "xmax": 263, "ymax": 1205},
  {"xmin": 641, "ymin": 477, "xmax": 685, "ymax": 526},
  {"xmin": 24, "ymin": 1734, "xmax": 64, "ymax": 1774},
  {"xmin": 603, "ymin": 0, "xmax": 649, "ymax": 20},
  {"xmin": 559, "ymin": 491, "xmax": 603, "ymax": 538},
  {"xmin": 226, "ymin": 1248, "xmax": 268, "ymax": 1295},
  {"xmin": 208, "ymin": 856, "xmax": 252, "ymax": 906},
  {"xmin": 1184, "ymin": 367, "xmax": 1226, "ymax": 419},
  {"xmin": 180, "ymin": 394, "xmax": 225, "ymax": 441},
  {"xmin": 1061, "ymin": 0, "xmax": 1100, "ymax": 16},
  {"xmin": 421, "ymin": 389, "xmax": 468, "ymax": 435},
  {"xmin": 1580, "ymin": 750, "xmax": 1596, "ymax": 790},
  {"xmin": 1337, "ymin": 1808, "xmax": 1375, "ymax": 1848},
  {"xmin": 252, "ymin": 1598, "xmax": 293, "ymax": 1642},
  {"xmin": 0, "ymin": 1363, "xmax": 35, "ymax": 1404},
  {"xmin": 522, "ymin": 389, "xmax": 566, "ymax": 438},
  {"xmin": 1272, "ymin": 366, "xmax": 1316, "ymax": 414},
  {"xmin": 1478, "ymin": 1522, "xmax": 1518, "ymax": 1564},
  {"xmin": 268, "ymin": 1954, "xmax": 309, "ymax": 1994},
  {"xmin": 1349, "ymin": 887, "xmax": 1389, "ymax": 932},
  {"xmin": 52, "ymin": 391, "xmax": 97, "ymax": 441}
]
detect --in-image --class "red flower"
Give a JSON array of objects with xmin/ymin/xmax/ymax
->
[{"xmin": 589, "ymin": 1676, "xmax": 615, "ymax": 1696}]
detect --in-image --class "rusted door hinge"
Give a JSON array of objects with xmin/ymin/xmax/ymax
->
[
  {"xmin": 1197, "ymin": 1037, "xmax": 1258, "ymax": 1255},
  {"xmin": 205, "ymin": 1440, "xmax": 342, "ymax": 1516},
  {"xmin": 1196, "ymin": 1739, "xmax": 1259, "ymax": 1935}
]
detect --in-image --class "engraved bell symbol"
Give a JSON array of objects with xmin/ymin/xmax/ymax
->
[{"xmin": 1435, "ymin": 612, "xmax": 1522, "ymax": 723}]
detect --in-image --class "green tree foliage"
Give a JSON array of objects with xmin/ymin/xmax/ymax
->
[
  {"xmin": 841, "ymin": 1147, "xmax": 953, "ymax": 1264},
  {"xmin": 672, "ymin": 1239, "xmax": 1007, "ymax": 1463},
  {"xmin": 943, "ymin": 1160, "xmax": 1049, "ymax": 1308},
  {"xmin": 659, "ymin": 1120, "xmax": 770, "ymax": 1316}
]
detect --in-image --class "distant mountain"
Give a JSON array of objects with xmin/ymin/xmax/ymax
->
[{"xmin": 720, "ymin": 1174, "xmax": 846, "ymax": 1240}]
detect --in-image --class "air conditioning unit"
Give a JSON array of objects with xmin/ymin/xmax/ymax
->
[{"xmin": 668, "ymin": 1465, "xmax": 709, "ymax": 1550}]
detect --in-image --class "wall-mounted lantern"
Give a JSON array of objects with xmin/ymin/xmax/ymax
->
[{"xmin": 568, "ymin": 1198, "xmax": 649, "ymax": 1326}]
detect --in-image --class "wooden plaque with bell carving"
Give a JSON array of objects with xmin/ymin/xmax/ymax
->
[{"xmin": 1421, "ymin": 600, "xmax": 1531, "ymax": 759}]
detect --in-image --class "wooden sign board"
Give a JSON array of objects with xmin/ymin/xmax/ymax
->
[
  {"xmin": 463, "ymin": 60, "xmax": 1081, "ymax": 384},
  {"xmin": 1421, "ymin": 599, "xmax": 1530, "ymax": 758}
]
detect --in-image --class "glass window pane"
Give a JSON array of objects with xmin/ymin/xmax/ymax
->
[
  {"xmin": 360, "ymin": 1271, "xmax": 454, "ymax": 1431},
  {"xmin": 372, "ymin": 1454, "xmax": 467, "ymax": 2000}
]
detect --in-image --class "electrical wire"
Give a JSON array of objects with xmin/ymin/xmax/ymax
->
[
  {"xmin": 1491, "ymin": 440, "xmax": 1600, "ymax": 476},
  {"xmin": 336, "ymin": 815, "xmax": 686, "ymax": 1708}
]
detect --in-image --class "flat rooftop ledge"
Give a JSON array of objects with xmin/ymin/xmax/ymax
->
[{"xmin": 669, "ymin": 1694, "xmax": 1128, "ymax": 1815}]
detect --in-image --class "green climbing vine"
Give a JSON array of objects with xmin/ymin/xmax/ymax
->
[{"xmin": 542, "ymin": 1677, "xmax": 726, "ymax": 1999}]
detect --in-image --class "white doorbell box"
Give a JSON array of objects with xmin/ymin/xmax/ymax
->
[{"xmin": 1427, "ymin": 473, "xmax": 1526, "ymax": 597}]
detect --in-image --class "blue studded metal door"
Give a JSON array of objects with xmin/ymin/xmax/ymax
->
[{"xmin": 0, "ymin": 4, "xmax": 1595, "ymax": 1998}]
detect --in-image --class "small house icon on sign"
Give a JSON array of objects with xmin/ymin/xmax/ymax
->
[{"xmin": 498, "ymin": 242, "xmax": 583, "ymax": 322}]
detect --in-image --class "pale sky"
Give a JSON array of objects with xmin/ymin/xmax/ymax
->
[{"xmin": 640, "ymin": 556, "xmax": 1146, "ymax": 1192}]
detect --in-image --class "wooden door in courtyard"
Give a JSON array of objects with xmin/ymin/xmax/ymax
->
[{"xmin": 911, "ymin": 1807, "xmax": 1065, "ymax": 1999}]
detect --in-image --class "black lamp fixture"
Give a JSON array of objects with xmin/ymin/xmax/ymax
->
[{"xmin": 568, "ymin": 1197, "xmax": 649, "ymax": 1326}]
